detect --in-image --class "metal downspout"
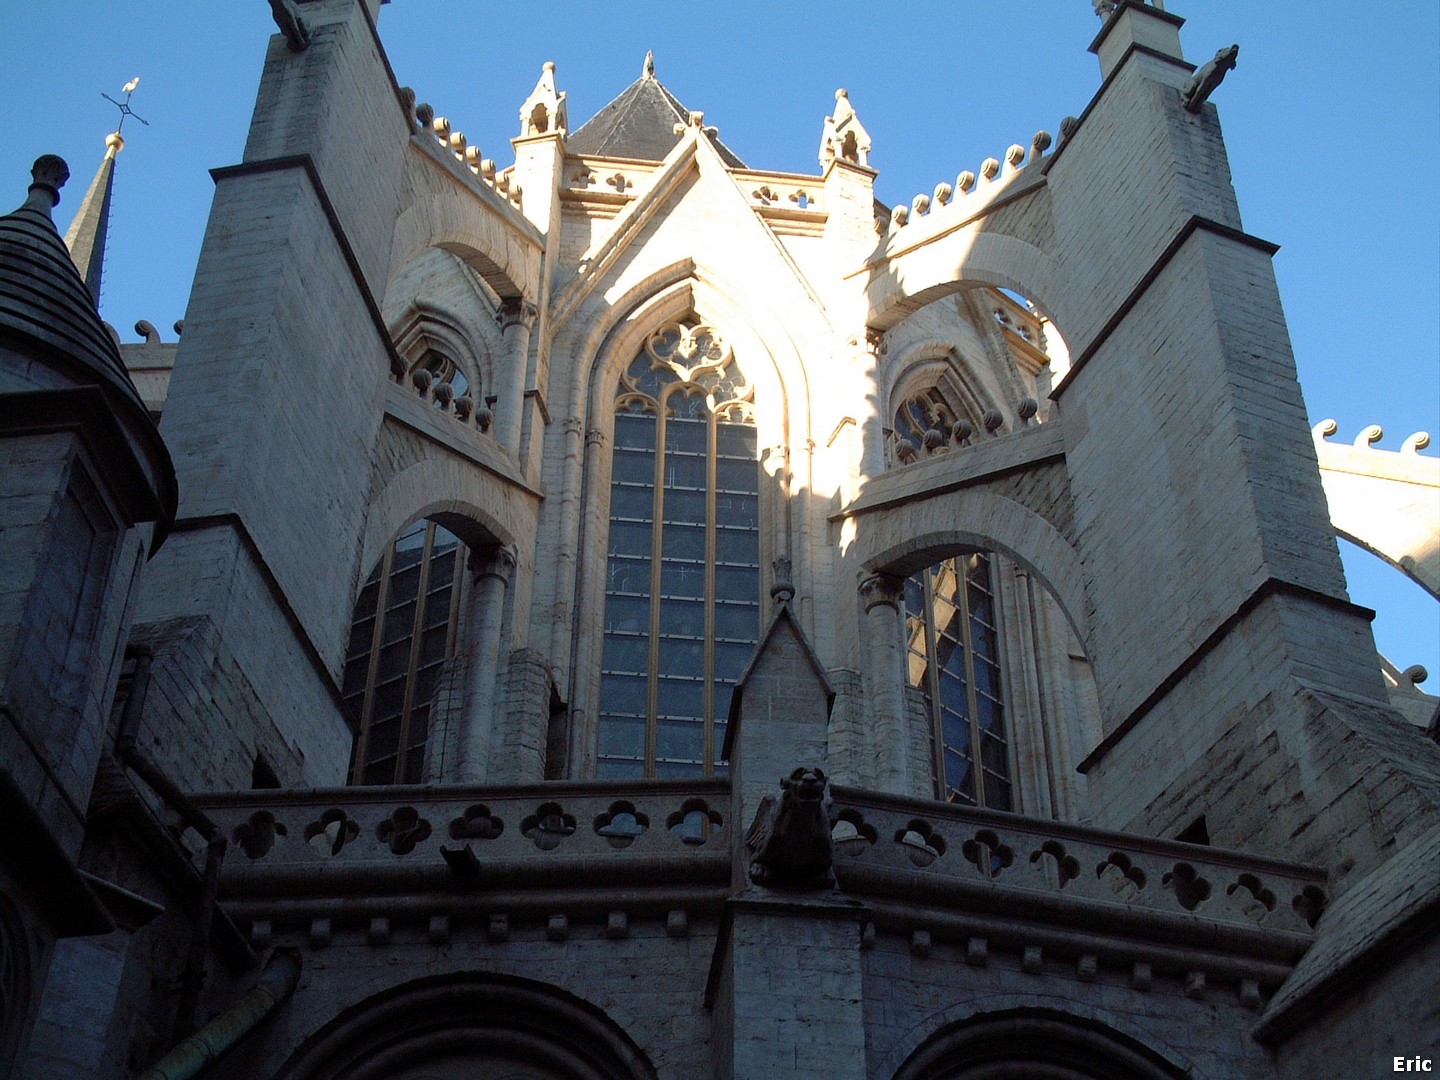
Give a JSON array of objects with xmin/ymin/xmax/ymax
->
[{"xmin": 136, "ymin": 948, "xmax": 302, "ymax": 1080}]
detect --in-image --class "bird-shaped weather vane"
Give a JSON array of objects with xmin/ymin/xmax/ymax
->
[{"xmin": 102, "ymin": 77, "xmax": 148, "ymax": 135}]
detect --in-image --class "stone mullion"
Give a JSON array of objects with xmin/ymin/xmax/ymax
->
[
  {"xmin": 958, "ymin": 558, "xmax": 986, "ymax": 807},
  {"xmin": 703, "ymin": 407, "xmax": 717, "ymax": 775},
  {"xmin": 920, "ymin": 570, "xmax": 945, "ymax": 800},
  {"xmin": 646, "ymin": 391, "xmax": 671, "ymax": 777}
]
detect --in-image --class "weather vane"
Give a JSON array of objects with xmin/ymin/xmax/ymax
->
[{"xmin": 101, "ymin": 77, "xmax": 148, "ymax": 135}]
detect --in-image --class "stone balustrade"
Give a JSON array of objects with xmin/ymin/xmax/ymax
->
[
  {"xmin": 828, "ymin": 786, "xmax": 1326, "ymax": 947},
  {"xmin": 197, "ymin": 778, "xmax": 728, "ymax": 873}
]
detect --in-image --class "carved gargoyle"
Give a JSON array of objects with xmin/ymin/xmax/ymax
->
[
  {"xmin": 267, "ymin": 0, "xmax": 310, "ymax": 51},
  {"xmin": 746, "ymin": 767, "xmax": 835, "ymax": 890},
  {"xmin": 1182, "ymin": 44, "xmax": 1239, "ymax": 113}
]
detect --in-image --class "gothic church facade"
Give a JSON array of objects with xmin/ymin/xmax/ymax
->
[{"xmin": 2, "ymin": 1, "xmax": 1437, "ymax": 1077}]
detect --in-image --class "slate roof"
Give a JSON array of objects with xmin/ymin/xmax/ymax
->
[
  {"xmin": 0, "ymin": 157, "xmax": 148, "ymax": 422},
  {"xmin": 568, "ymin": 63, "xmax": 747, "ymax": 168}
]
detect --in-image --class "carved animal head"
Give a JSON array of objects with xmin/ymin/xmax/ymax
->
[
  {"xmin": 781, "ymin": 767, "xmax": 827, "ymax": 802},
  {"xmin": 1214, "ymin": 44, "xmax": 1239, "ymax": 71}
]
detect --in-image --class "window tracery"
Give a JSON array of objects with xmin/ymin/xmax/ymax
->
[{"xmin": 597, "ymin": 322, "xmax": 760, "ymax": 779}]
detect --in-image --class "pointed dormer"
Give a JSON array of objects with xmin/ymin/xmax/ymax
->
[
  {"xmin": 568, "ymin": 52, "xmax": 747, "ymax": 167},
  {"xmin": 63, "ymin": 131, "xmax": 124, "ymax": 306}
]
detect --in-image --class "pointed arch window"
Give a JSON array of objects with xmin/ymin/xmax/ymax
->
[
  {"xmin": 597, "ymin": 322, "xmax": 760, "ymax": 779},
  {"xmin": 904, "ymin": 553, "xmax": 1011, "ymax": 810},
  {"xmin": 893, "ymin": 390, "xmax": 1011, "ymax": 808},
  {"xmin": 341, "ymin": 520, "xmax": 466, "ymax": 785}
]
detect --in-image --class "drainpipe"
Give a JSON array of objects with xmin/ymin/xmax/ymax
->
[
  {"xmin": 136, "ymin": 948, "xmax": 302, "ymax": 1080},
  {"xmin": 114, "ymin": 647, "xmax": 231, "ymax": 1041}
]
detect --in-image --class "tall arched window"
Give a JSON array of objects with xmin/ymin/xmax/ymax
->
[
  {"xmin": 894, "ymin": 391, "xmax": 1012, "ymax": 809},
  {"xmin": 904, "ymin": 554, "xmax": 1010, "ymax": 810},
  {"xmin": 597, "ymin": 322, "xmax": 759, "ymax": 779},
  {"xmin": 341, "ymin": 519, "xmax": 466, "ymax": 784}
]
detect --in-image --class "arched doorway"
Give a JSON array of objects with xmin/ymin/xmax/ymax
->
[
  {"xmin": 892, "ymin": 1008, "xmax": 1187, "ymax": 1080},
  {"xmin": 279, "ymin": 973, "xmax": 657, "ymax": 1080}
]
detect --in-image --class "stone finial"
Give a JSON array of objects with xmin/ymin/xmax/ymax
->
[
  {"xmin": 134, "ymin": 319, "xmax": 160, "ymax": 344},
  {"xmin": 980, "ymin": 157, "xmax": 1001, "ymax": 183},
  {"xmin": 1059, "ymin": 116, "xmax": 1080, "ymax": 143},
  {"xmin": 911, "ymin": 193, "xmax": 930, "ymax": 217},
  {"xmin": 1031, "ymin": 130, "xmax": 1053, "ymax": 161},
  {"xmin": 889, "ymin": 205, "xmax": 909, "ymax": 229},
  {"xmin": 1404, "ymin": 665, "xmax": 1429, "ymax": 686},
  {"xmin": 26, "ymin": 155, "xmax": 69, "ymax": 212},
  {"xmin": 1093, "ymin": 0, "xmax": 1117, "ymax": 18},
  {"xmin": 771, "ymin": 554, "xmax": 795, "ymax": 605},
  {"xmin": 982, "ymin": 408, "xmax": 1005, "ymax": 435},
  {"xmin": 1017, "ymin": 397, "xmax": 1039, "ymax": 425},
  {"xmin": 643, "ymin": 50, "xmax": 656, "ymax": 79},
  {"xmin": 956, "ymin": 170, "xmax": 976, "ymax": 195},
  {"xmin": 1181, "ymin": 44, "xmax": 1239, "ymax": 114},
  {"xmin": 519, "ymin": 61, "xmax": 568, "ymax": 137},
  {"xmin": 819, "ymin": 88, "xmax": 873, "ymax": 170},
  {"xmin": 1003, "ymin": 144, "xmax": 1026, "ymax": 174},
  {"xmin": 1354, "ymin": 423, "xmax": 1383, "ymax": 449},
  {"xmin": 934, "ymin": 182, "xmax": 953, "ymax": 207},
  {"xmin": 1402, "ymin": 432, "xmax": 1433, "ymax": 455},
  {"xmin": 398, "ymin": 86, "xmax": 418, "ymax": 127}
]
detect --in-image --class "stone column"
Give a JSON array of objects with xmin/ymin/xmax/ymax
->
[
  {"xmin": 859, "ymin": 571, "xmax": 909, "ymax": 795},
  {"xmin": 456, "ymin": 545, "xmax": 516, "ymax": 782},
  {"xmin": 494, "ymin": 298, "xmax": 537, "ymax": 457}
]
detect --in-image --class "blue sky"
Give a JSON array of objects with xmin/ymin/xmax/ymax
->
[{"xmin": 3, "ymin": 1, "xmax": 1436, "ymax": 681}]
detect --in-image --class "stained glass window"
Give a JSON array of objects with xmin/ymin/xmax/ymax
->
[
  {"xmin": 597, "ymin": 322, "xmax": 759, "ymax": 778},
  {"xmin": 904, "ymin": 553, "xmax": 1011, "ymax": 809},
  {"xmin": 341, "ymin": 520, "xmax": 465, "ymax": 785}
]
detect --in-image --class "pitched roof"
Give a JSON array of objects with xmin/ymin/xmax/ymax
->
[{"xmin": 568, "ymin": 55, "xmax": 746, "ymax": 168}]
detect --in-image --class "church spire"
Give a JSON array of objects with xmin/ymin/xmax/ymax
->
[
  {"xmin": 66, "ymin": 77, "xmax": 146, "ymax": 306},
  {"xmin": 63, "ymin": 130, "xmax": 123, "ymax": 306}
]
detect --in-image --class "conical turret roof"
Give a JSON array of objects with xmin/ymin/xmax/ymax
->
[
  {"xmin": 0, "ymin": 155, "xmax": 146, "ymax": 419},
  {"xmin": 568, "ymin": 53, "xmax": 746, "ymax": 167},
  {"xmin": 0, "ymin": 154, "xmax": 176, "ymax": 543}
]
